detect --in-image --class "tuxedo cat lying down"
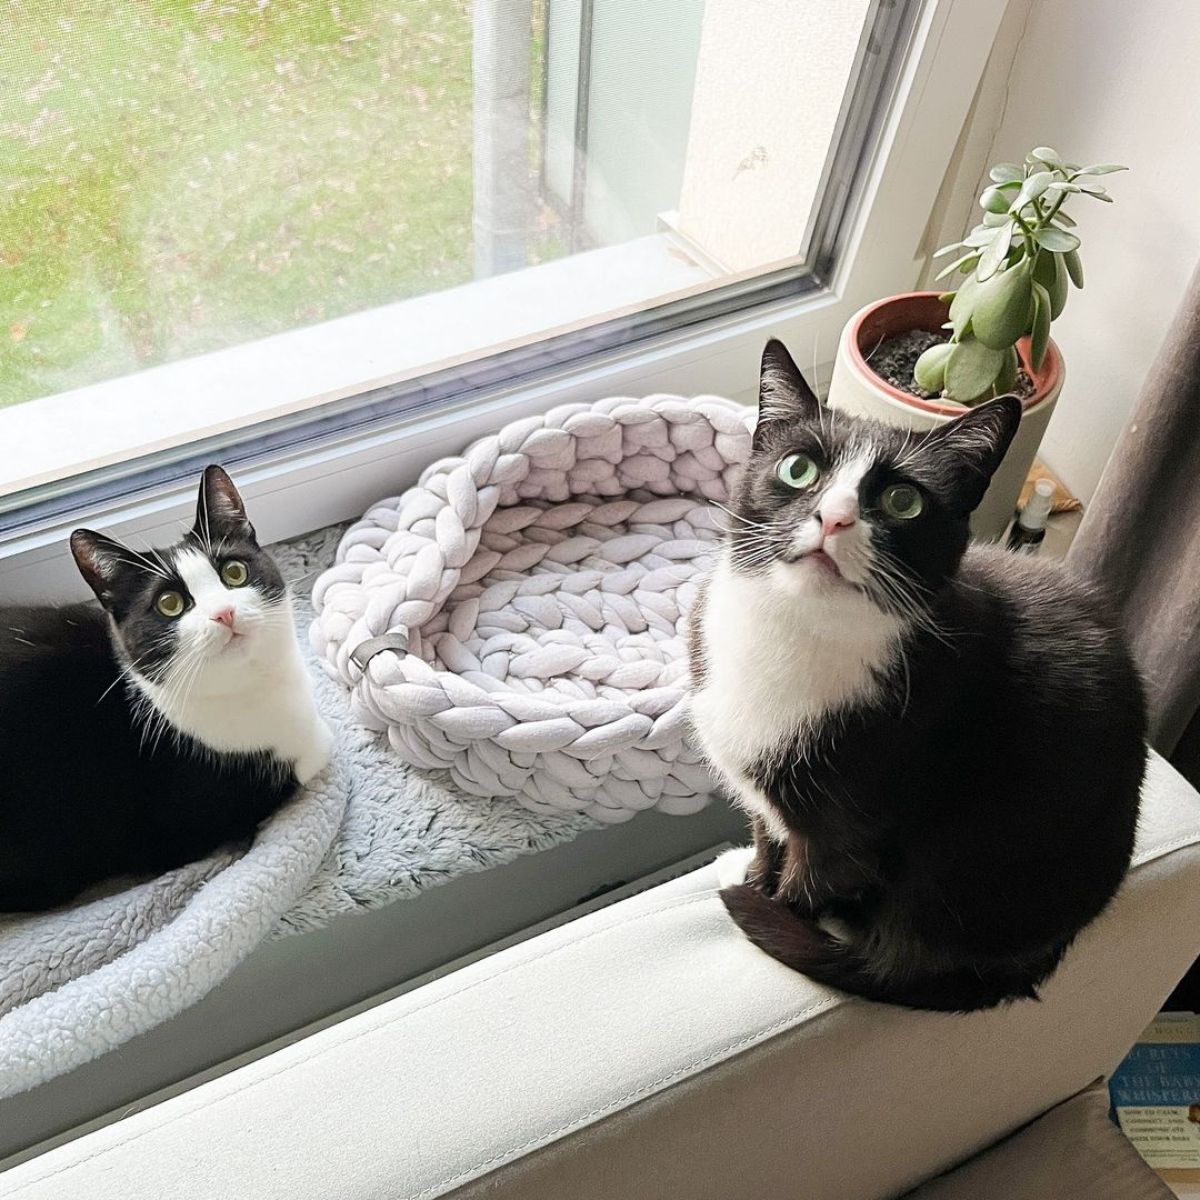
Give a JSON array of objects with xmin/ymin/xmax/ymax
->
[
  {"xmin": 689, "ymin": 340, "xmax": 1145, "ymax": 1012},
  {"xmin": 0, "ymin": 467, "xmax": 331, "ymax": 912}
]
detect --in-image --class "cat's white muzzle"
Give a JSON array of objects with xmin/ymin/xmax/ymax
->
[{"xmin": 778, "ymin": 520, "xmax": 870, "ymax": 590}]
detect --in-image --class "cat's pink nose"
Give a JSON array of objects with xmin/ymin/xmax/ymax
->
[
  {"xmin": 820, "ymin": 504, "xmax": 857, "ymax": 536},
  {"xmin": 819, "ymin": 488, "xmax": 859, "ymax": 535},
  {"xmin": 212, "ymin": 607, "xmax": 236, "ymax": 628}
]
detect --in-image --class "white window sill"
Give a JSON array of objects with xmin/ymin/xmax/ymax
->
[{"xmin": 0, "ymin": 233, "xmax": 725, "ymax": 500}]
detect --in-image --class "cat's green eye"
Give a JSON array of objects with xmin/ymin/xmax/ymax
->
[
  {"xmin": 776, "ymin": 453, "xmax": 821, "ymax": 490},
  {"xmin": 880, "ymin": 483, "xmax": 924, "ymax": 521},
  {"xmin": 220, "ymin": 560, "xmax": 249, "ymax": 588},
  {"xmin": 155, "ymin": 591, "xmax": 186, "ymax": 618}
]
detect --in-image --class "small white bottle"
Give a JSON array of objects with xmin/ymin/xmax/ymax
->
[{"xmin": 1007, "ymin": 478, "xmax": 1055, "ymax": 554}]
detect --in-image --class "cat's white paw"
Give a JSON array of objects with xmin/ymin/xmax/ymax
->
[
  {"xmin": 714, "ymin": 846, "xmax": 756, "ymax": 889},
  {"xmin": 294, "ymin": 717, "xmax": 334, "ymax": 785}
]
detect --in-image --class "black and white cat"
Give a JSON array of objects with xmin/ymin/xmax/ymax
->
[
  {"xmin": 0, "ymin": 466, "xmax": 331, "ymax": 912},
  {"xmin": 689, "ymin": 340, "xmax": 1145, "ymax": 1012}
]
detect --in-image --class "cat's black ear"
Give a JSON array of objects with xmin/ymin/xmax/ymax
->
[
  {"xmin": 196, "ymin": 465, "xmax": 256, "ymax": 543},
  {"xmin": 70, "ymin": 530, "xmax": 128, "ymax": 606},
  {"xmin": 922, "ymin": 395, "xmax": 1022, "ymax": 514},
  {"xmin": 758, "ymin": 338, "xmax": 820, "ymax": 427}
]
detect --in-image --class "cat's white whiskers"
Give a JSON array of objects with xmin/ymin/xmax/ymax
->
[
  {"xmin": 198, "ymin": 485, "xmax": 215, "ymax": 556},
  {"xmin": 810, "ymin": 336, "xmax": 834, "ymax": 446},
  {"xmin": 864, "ymin": 555, "xmax": 951, "ymax": 648},
  {"xmin": 890, "ymin": 631, "xmax": 913, "ymax": 717},
  {"xmin": 117, "ymin": 550, "xmax": 170, "ymax": 581},
  {"xmin": 892, "ymin": 431, "xmax": 925, "ymax": 474},
  {"xmin": 150, "ymin": 546, "xmax": 174, "ymax": 577},
  {"xmin": 96, "ymin": 648, "xmax": 156, "ymax": 706},
  {"xmin": 709, "ymin": 502, "xmax": 793, "ymax": 534},
  {"xmin": 170, "ymin": 653, "xmax": 211, "ymax": 745},
  {"xmin": 731, "ymin": 537, "xmax": 793, "ymax": 571},
  {"xmin": 127, "ymin": 538, "xmax": 174, "ymax": 579},
  {"xmin": 144, "ymin": 646, "xmax": 208, "ymax": 755}
]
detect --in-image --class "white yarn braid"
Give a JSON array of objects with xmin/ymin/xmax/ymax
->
[{"xmin": 310, "ymin": 394, "xmax": 755, "ymax": 822}]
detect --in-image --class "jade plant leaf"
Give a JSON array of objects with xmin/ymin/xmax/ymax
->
[
  {"xmin": 1030, "ymin": 281, "xmax": 1052, "ymax": 370},
  {"xmin": 945, "ymin": 336, "xmax": 1004, "ymax": 403},
  {"xmin": 948, "ymin": 272, "xmax": 981, "ymax": 338},
  {"xmin": 1063, "ymin": 247, "xmax": 1084, "ymax": 288},
  {"xmin": 971, "ymin": 259, "xmax": 1033, "ymax": 350},
  {"xmin": 913, "ymin": 342, "xmax": 955, "ymax": 393},
  {"xmin": 1034, "ymin": 226, "xmax": 1081, "ymax": 253},
  {"xmin": 1038, "ymin": 250, "xmax": 1068, "ymax": 318},
  {"xmin": 964, "ymin": 225, "xmax": 1000, "ymax": 249},
  {"xmin": 935, "ymin": 251, "xmax": 980, "ymax": 282},
  {"xmin": 1009, "ymin": 171, "xmax": 1055, "ymax": 213},
  {"xmin": 994, "ymin": 345, "xmax": 1020, "ymax": 394},
  {"xmin": 977, "ymin": 221, "xmax": 1014, "ymax": 281},
  {"xmin": 980, "ymin": 186, "xmax": 1012, "ymax": 214}
]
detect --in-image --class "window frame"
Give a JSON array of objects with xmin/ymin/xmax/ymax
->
[{"xmin": 0, "ymin": 0, "xmax": 1008, "ymax": 605}]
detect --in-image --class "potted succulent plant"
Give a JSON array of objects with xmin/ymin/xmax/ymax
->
[{"xmin": 827, "ymin": 146, "xmax": 1125, "ymax": 537}]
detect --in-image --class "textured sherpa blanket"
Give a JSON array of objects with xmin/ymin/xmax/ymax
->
[{"xmin": 0, "ymin": 528, "xmax": 594, "ymax": 1099}]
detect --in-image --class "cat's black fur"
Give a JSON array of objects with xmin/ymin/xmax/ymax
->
[
  {"xmin": 0, "ymin": 469, "xmax": 298, "ymax": 912},
  {"xmin": 703, "ymin": 340, "xmax": 1146, "ymax": 1011}
]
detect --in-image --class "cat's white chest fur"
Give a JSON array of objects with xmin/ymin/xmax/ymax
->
[
  {"xmin": 157, "ymin": 658, "xmax": 331, "ymax": 783},
  {"xmin": 135, "ymin": 601, "xmax": 332, "ymax": 784},
  {"xmin": 689, "ymin": 554, "xmax": 900, "ymax": 841}
]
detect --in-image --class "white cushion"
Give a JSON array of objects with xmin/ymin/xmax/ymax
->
[{"xmin": 3, "ymin": 752, "xmax": 1199, "ymax": 1200}]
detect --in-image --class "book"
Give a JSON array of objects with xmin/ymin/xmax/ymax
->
[{"xmin": 1110, "ymin": 1012, "xmax": 1200, "ymax": 1185}]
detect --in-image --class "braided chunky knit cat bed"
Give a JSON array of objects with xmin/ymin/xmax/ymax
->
[{"xmin": 311, "ymin": 394, "xmax": 755, "ymax": 822}]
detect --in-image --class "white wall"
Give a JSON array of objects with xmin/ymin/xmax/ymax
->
[{"xmin": 929, "ymin": 0, "xmax": 1200, "ymax": 503}]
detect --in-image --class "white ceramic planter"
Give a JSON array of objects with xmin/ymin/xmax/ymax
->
[{"xmin": 826, "ymin": 293, "xmax": 1063, "ymax": 540}]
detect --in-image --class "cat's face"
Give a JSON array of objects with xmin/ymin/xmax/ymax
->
[
  {"xmin": 71, "ymin": 467, "xmax": 290, "ymax": 691},
  {"xmin": 730, "ymin": 340, "xmax": 1020, "ymax": 618}
]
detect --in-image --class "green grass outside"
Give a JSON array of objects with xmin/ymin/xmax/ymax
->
[{"xmin": 0, "ymin": 0, "xmax": 477, "ymax": 407}]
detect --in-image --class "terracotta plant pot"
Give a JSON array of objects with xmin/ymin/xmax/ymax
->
[{"xmin": 826, "ymin": 292, "xmax": 1063, "ymax": 540}]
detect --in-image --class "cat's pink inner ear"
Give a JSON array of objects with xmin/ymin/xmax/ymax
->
[
  {"xmin": 204, "ymin": 466, "xmax": 245, "ymax": 519},
  {"xmin": 70, "ymin": 529, "xmax": 124, "ymax": 597},
  {"xmin": 197, "ymin": 465, "xmax": 255, "ymax": 538},
  {"xmin": 758, "ymin": 338, "xmax": 820, "ymax": 425}
]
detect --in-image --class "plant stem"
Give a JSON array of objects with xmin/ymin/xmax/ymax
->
[
  {"xmin": 1012, "ymin": 210, "xmax": 1038, "ymax": 260},
  {"xmin": 1044, "ymin": 193, "xmax": 1068, "ymax": 225}
]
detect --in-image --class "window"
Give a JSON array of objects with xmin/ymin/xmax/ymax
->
[{"xmin": 0, "ymin": 0, "xmax": 1009, "ymax": 598}]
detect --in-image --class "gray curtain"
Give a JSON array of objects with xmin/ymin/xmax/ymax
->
[{"xmin": 1067, "ymin": 259, "xmax": 1200, "ymax": 779}]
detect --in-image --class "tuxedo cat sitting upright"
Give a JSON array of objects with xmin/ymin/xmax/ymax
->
[
  {"xmin": 689, "ymin": 340, "xmax": 1145, "ymax": 1012},
  {"xmin": 0, "ymin": 466, "xmax": 332, "ymax": 912}
]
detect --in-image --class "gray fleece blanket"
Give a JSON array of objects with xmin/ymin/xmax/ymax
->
[{"xmin": 0, "ymin": 528, "xmax": 593, "ymax": 1098}]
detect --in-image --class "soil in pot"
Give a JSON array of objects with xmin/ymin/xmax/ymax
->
[{"xmin": 866, "ymin": 329, "xmax": 1035, "ymax": 403}]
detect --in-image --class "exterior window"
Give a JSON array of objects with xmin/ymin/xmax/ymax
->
[{"xmin": 0, "ymin": 0, "xmax": 913, "ymax": 517}]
